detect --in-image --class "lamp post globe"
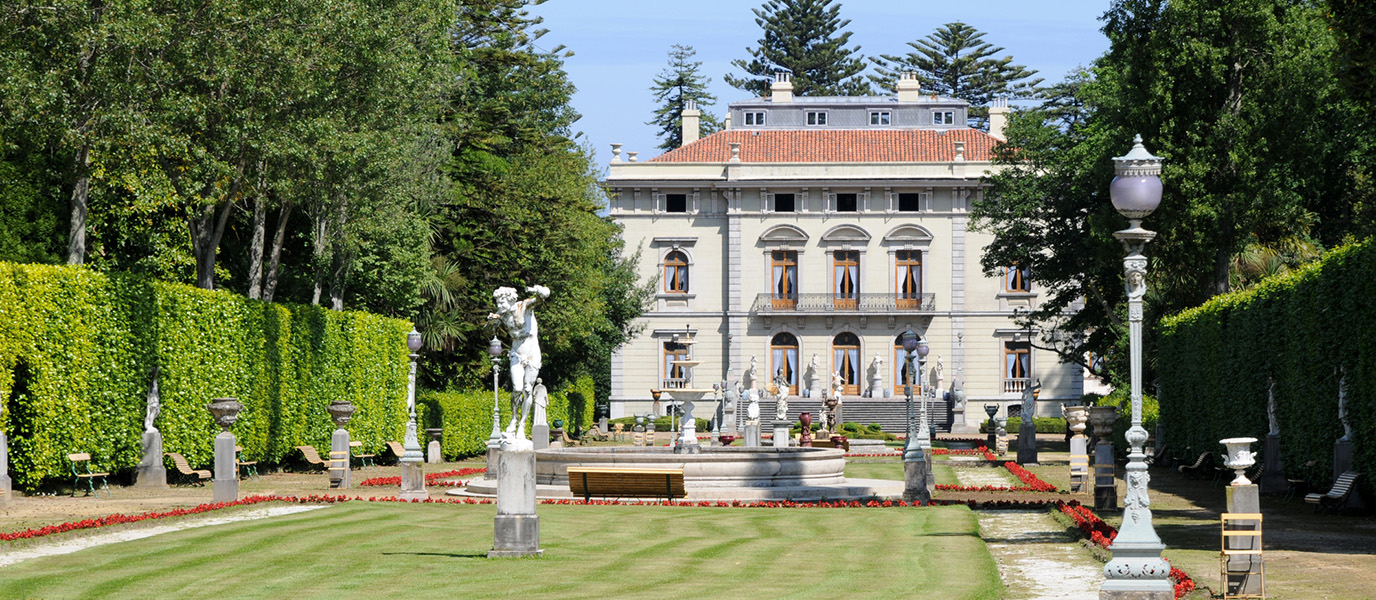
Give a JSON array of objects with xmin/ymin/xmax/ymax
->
[
  {"xmin": 487, "ymin": 336, "xmax": 503, "ymax": 446},
  {"xmin": 1100, "ymin": 135, "xmax": 1172, "ymax": 599}
]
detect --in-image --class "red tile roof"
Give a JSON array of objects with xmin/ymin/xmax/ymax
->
[{"xmin": 649, "ymin": 129, "xmax": 1001, "ymax": 163}]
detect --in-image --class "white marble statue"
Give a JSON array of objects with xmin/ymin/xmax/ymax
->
[
  {"xmin": 531, "ymin": 378, "xmax": 548, "ymax": 427},
  {"xmin": 743, "ymin": 356, "xmax": 759, "ymax": 393},
  {"xmin": 803, "ymin": 353, "xmax": 820, "ymax": 395},
  {"xmin": 774, "ymin": 368, "xmax": 790, "ymax": 421},
  {"xmin": 832, "ymin": 371, "xmax": 844, "ymax": 400},
  {"xmin": 144, "ymin": 366, "xmax": 161, "ymax": 433},
  {"xmin": 489, "ymin": 284, "xmax": 550, "ymax": 449},
  {"xmin": 865, "ymin": 354, "xmax": 883, "ymax": 397},
  {"xmin": 746, "ymin": 387, "xmax": 760, "ymax": 425}
]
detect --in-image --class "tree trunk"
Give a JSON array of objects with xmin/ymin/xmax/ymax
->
[
  {"xmin": 311, "ymin": 210, "xmax": 327, "ymax": 305},
  {"xmin": 327, "ymin": 196, "xmax": 349, "ymax": 310},
  {"xmin": 247, "ymin": 194, "xmax": 266, "ymax": 299},
  {"xmin": 262, "ymin": 200, "xmax": 293, "ymax": 303},
  {"xmin": 66, "ymin": 143, "xmax": 90, "ymax": 265},
  {"xmin": 189, "ymin": 201, "xmax": 236, "ymax": 290}
]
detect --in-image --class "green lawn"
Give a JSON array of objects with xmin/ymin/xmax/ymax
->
[{"xmin": 1, "ymin": 501, "xmax": 1002, "ymax": 600}]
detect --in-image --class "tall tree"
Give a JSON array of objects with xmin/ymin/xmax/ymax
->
[
  {"xmin": 870, "ymin": 22, "xmax": 1041, "ymax": 126},
  {"xmin": 649, "ymin": 44, "xmax": 721, "ymax": 151},
  {"xmin": 725, "ymin": 0, "xmax": 871, "ymax": 97}
]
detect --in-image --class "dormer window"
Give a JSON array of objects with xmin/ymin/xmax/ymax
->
[
  {"xmin": 870, "ymin": 111, "xmax": 891, "ymax": 125},
  {"xmin": 744, "ymin": 111, "xmax": 766, "ymax": 126},
  {"xmin": 933, "ymin": 111, "xmax": 954, "ymax": 125},
  {"xmin": 807, "ymin": 111, "xmax": 828, "ymax": 126}
]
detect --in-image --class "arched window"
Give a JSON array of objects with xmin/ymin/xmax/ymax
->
[
  {"xmin": 664, "ymin": 251, "xmax": 689, "ymax": 294},
  {"xmin": 833, "ymin": 332, "xmax": 861, "ymax": 395},
  {"xmin": 770, "ymin": 333, "xmax": 799, "ymax": 395}
]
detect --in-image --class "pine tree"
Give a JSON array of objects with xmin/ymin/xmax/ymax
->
[
  {"xmin": 870, "ymin": 22, "xmax": 1041, "ymax": 126},
  {"xmin": 725, "ymin": 0, "xmax": 871, "ymax": 97},
  {"xmin": 648, "ymin": 44, "xmax": 721, "ymax": 151}
]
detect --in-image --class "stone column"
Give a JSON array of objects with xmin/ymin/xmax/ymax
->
[
  {"xmin": 771, "ymin": 420, "xmax": 791, "ymax": 448},
  {"xmin": 1017, "ymin": 420, "xmax": 1039, "ymax": 465},
  {"xmin": 427, "ymin": 429, "xmax": 444, "ymax": 463},
  {"xmin": 330, "ymin": 427, "xmax": 350, "ymax": 489},
  {"xmin": 206, "ymin": 399, "xmax": 242, "ymax": 504},
  {"xmin": 1223, "ymin": 484, "xmax": 1263, "ymax": 597},
  {"xmin": 136, "ymin": 429, "xmax": 168, "ymax": 489},
  {"xmin": 489, "ymin": 449, "xmax": 542, "ymax": 558}
]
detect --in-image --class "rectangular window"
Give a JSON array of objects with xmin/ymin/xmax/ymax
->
[
  {"xmin": 933, "ymin": 111, "xmax": 954, "ymax": 125},
  {"xmin": 774, "ymin": 193, "xmax": 796, "ymax": 212},
  {"xmin": 664, "ymin": 341, "xmax": 690, "ymax": 388},
  {"xmin": 1003, "ymin": 341, "xmax": 1031, "ymax": 394},
  {"xmin": 665, "ymin": 194, "xmax": 687, "ymax": 213},
  {"xmin": 835, "ymin": 193, "xmax": 858, "ymax": 212},
  {"xmin": 833, "ymin": 250, "xmax": 859, "ymax": 309},
  {"xmin": 897, "ymin": 193, "xmax": 922, "ymax": 212},
  {"xmin": 895, "ymin": 250, "xmax": 922, "ymax": 309},
  {"xmin": 806, "ymin": 111, "xmax": 828, "ymax": 125},
  {"xmin": 870, "ymin": 111, "xmax": 891, "ymax": 125},
  {"xmin": 744, "ymin": 111, "xmax": 766, "ymax": 126},
  {"xmin": 770, "ymin": 250, "xmax": 798, "ymax": 309},
  {"xmin": 1005, "ymin": 265, "xmax": 1031, "ymax": 292}
]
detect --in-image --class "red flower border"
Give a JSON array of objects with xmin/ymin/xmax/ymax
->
[{"xmin": 357, "ymin": 467, "xmax": 486, "ymax": 488}]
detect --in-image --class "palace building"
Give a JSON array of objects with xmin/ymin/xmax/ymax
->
[{"xmin": 603, "ymin": 72, "xmax": 1084, "ymax": 431}]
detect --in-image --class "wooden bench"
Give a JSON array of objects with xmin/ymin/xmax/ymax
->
[
  {"xmin": 566, "ymin": 466, "xmax": 686, "ymax": 502},
  {"xmin": 1177, "ymin": 451, "xmax": 1212, "ymax": 478},
  {"xmin": 296, "ymin": 445, "xmax": 331, "ymax": 472},
  {"xmin": 385, "ymin": 441, "xmax": 407, "ymax": 464},
  {"xmin": 68, "ymin": 452, "xmax": 110, "ymax": 497},
  {"xmin": 349, "ymin": 441, "xmax": 376, "ymax": 470},
  {"xmin": 235, "ymin": 445, "xmax": 259, "ymax": 481},
  {"xmin": 166, "ymin": 452, "xmax": 210, "ymax": 486},
  {"xmin": 1306, "ymin": 471, "xmax": 1360, "ymax": 513}
]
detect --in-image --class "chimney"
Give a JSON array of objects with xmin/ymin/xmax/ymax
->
[
  {"xmin": 771, "ymin": 71, "xmax": 793, "ymax": 103},
  {"xmin": 896, "ymin": 71, "xmax": 922, "ymax": 102},
  {"xmin": 988, "ymin": 98, "xmax": 1011, "ymax": 141},
  {"xmin": 681, "ymin": 99, "xmax": 701, "ymax": 146}
]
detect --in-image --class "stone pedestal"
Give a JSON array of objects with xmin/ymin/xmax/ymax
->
[
  {"xmin": 1069, "ymin": 436, "xmax": 1089, "ymax": 493},
  {"xmin": 1333, "ymin": 439, "xmax": 1353, "ymax": 481},
  {"xmin": 484, "ymin": 441, "xmax": 500, "ymax": 480},
  {"xmin": 599, "ymin": 417, "xmax": 609, "ymax": 435},
  {"xmin": 807, "ymin": 381, "xmax": 823, "ymax": 400},
  {"xmin": 771, "ymin": 420, "xmax": 791, "ymax": 448},
  {"xmin": 532, "ymin": 424, "xmax": 550, "ymax": 451},
  {"xmin": 1259, "ymin": 434, "xmax": 1287, "ymax": 495},
  {"xmin": 399, "ymin": 459, "xmax": 427, "ymax": 500},
  {"xmin": 427, "ymin": 439, "xmax": 443, "ymax": 463},
  {"xmin": 1094, "ymin": 441, "xmax": 1117, "ymax": 510},
  {"xmin": 745, "ymin": 423, "xmax": 760, "ymax": 447},
  {"xmin": 1017, "ymin": 422, "xmax": 1038, "ymax": 465},
  {"xmin": 136, "ymin": 430, "xmax": 168, "ymax": 489},
  {"xmin": 213, "ymin": 431, "xmax": 238, "ymax": 503},
  {"xmin": 1222, "ymin": 485, "xmax": 1263, "ymax": 598},
  {"xmin": 950, "ymin": 409, "xmax": 968, "ymax": 433},
  {"xmin": 490, "ymin": 450, "xmax": 542, "ymax": 558},
  {"xmin": 903, "ymin": 458, "xmax": 930, "ymax": 504},
  {"xmin": 986, "ymin": 426, "xmax": 998, "ymax": 453},
  {"xmin": 329, "ymin": 428, "xmax": 350, "ymax": 489},
  {"xmin": 0, "ymin": 432, "xmax": 11, "ymax": 506}
]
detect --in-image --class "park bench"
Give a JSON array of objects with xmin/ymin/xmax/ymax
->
[
  {"xmin": 350, "ymin": 441, "xmax": 376, "ymax": 470},
  {"xmin": 68, "ymin": 452, "xmax": 110, "ymax": 497},
  {"xmin": 236, "ymin": 445, "xmax": 259, "ymax": 481},
  {"xmin": 566, "ymin": 466, "xmax": 686, "ymax": 503},
  {"xmin": 166, "ymin": 452, "xmax": 210, "ymax": 486},
  {"xmin": 1177, "ymin": 451, "xmax": 1212, "ymax": 478},
  {"xmin": 296, "ymin": 445, "xmax": 331, "ymax": 472},
  {"xmin": 1306, "ymin": 471, "xmax": 1361, "ymax": 513},
  {"xmin": 385, "ymin": 441, "xmax": 407, "ymax": 464}
]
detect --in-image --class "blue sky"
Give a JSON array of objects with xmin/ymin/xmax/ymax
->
[{"xmin": 527, "ymin": 0, "xmax": 1112, "ymax": 170}]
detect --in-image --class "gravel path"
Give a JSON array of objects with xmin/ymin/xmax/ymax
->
[
  {"xmin": 0, "ymin": 504, "xmax": 328, "ymax": 568},
  {"xmin": 954, "ymin": 465, "xmax": 1104, "ymax": 600}
]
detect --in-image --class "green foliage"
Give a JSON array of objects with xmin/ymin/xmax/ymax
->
[
  {"xmin": 1160, "ymin": 240, "xmax": 1375, "ymax": 499},
  {"xmin": 1094, "ymin": 391, "xmax": 1158, "ymax": 457},
  {"xmin": 869, "ymin": 22, "xmax": 1042, "ymax": 126},
  {"xmin": 979, "ymin": 417, "xmax": 1068, "ymax": 435},
  {"xmin": 0, "ymin": 263, "xmax": 411, "ymax": 489},
  {"xmin": 425, "ymin": 375, "xmax": 595, "ymax": 459},
  {"xmin": 649, "ymin": 44, "xmax": 721, "ymax": 151},
  {"xmin": 725, "ymin": 0, "xmax": 872, "ymax": 97}
]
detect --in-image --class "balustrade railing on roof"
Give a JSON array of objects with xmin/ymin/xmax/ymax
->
[{"xmin": 750, "ymin": 293, "xmax": 935, "ymax": 314}]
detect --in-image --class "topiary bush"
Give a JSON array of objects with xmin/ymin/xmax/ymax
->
[{"xmin": 0, "ymin": 263, "xmax": 412, "ymax": 490}]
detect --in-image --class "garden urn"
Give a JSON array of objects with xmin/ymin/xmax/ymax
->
[
  {"xmin": 206, "ymin": 398, "xmax": 243, "ymax": 433},
  {"xmin": 1063, "ymin": 405, "xmax": 1089, "ymax": 436},
  {"xmin": 327, "ymin": 400, "xmax": 355, "ymax": 428},
  {"xmin": 1088, "ymin": 406, "xmax": 1117, "ymax": 444},
  {"xmin": 1219, "ymin": 437, "xmax": 1258, "ymax": 486}
]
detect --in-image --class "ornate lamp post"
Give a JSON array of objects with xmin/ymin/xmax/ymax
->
[
  {"xmin": 901, "ymin": 328, "xmax": 931, "ymax": 503},
  {"xmin": 1100, "ymin": 135, "xmax": 1171, "ymax": 599},
  {"xmin": 398, "ymin": 328, "xmax": 427, "ymax": 500},
  {"xmin": 485, "ymin": 336, "xmax": 503, "ymax": 479}
]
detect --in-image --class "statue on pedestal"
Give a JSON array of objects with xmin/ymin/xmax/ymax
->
[
  {"xmin": 865, "ymin": 354, "xmax": 884, "ymax": 398},
  {"xmin": 831, "ymin": 371, "xmax": 844, "ymax": 401},
  {"xmin": 531, "ymin": 378, "xmax": 548, "ymax": 427},
  {"xmin": 743, "ymin": 356, "xmax": 759, "ymax": 394},
  {"xmin": 489, "ymin": 285, "xmax": 550, "ymax": 448},
  {"xmin": 774, "ymin": 368, "xmax": 790, "ymax": 421},
  {"xmin": 803, "ymin": 354, "xmax": 820, "ymax": 397},
  {"xmin": 1020, "ymin": 378, "xmax": 1042, "ymax": 421},
  {"xmin": 144, "ymin": 366, "xmax": 161, "ymax": 433},
  {"xmin": 1338, "ymin": 368, "xmax": 1352, "ymax": 441}
]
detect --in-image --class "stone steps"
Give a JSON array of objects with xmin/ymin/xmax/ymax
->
[{"xmin": 747, "ymin": 397, "xmax": 953, "ymax": 434}]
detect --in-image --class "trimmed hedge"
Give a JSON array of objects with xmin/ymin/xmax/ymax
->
[
  {"xmin": 0, "ymin": 263, "xmax": 411, "ymax": 489},
  {"xmin": 1159, "ymin": 240, "xmax": 1374, "ymax": 499},
  {"xmin": 426, "ymin": 374, "xmax": 594, "ymax": 459},
  {"xmin": 979, "ymin": 417, "xmax": 1068, "ymax": 435}
]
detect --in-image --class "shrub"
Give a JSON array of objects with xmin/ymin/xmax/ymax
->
[
  {"xmin": 424, "ymin": 375, "xmax": 599, "ymax": 459},
  {"xmin": 0, "ymin": 263, "xmax": 411, "ymax": 489},
  {"xmin": 979, "ymin": 417, "xmax": 1067, "ymax": 434}
]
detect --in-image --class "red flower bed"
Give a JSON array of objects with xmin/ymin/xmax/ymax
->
[
  {"xmin": 0, "ymin": 495, "xmax": 289, "ymax": 541},
  {"xmin": 1054, "ymin": 499, "xmax": 1196, "ymax": 599},
  {"xmin": 935, "ymin": 484, "xmax": 1051, "ymax": 493},
  {"xmin": 931, "ymin": 447, "xmax": 990, "ymax": 456},
  {"xmin": 1002, "ymin": 461, "xmax": 1058, "ymax": 492},
  {"xmin": 357, "ymin": 467, "xmax": 486, "ymax": 488}
]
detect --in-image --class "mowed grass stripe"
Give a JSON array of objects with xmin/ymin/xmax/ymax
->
[{"xmin": 0, "ymin": 502, "xmax": 1001, "ymax": 600}]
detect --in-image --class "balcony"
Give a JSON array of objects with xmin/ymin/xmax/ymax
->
[
  {"xmin": 1003, "ymin": 377, "xmax": 1031, "ymax": 394},
  {"xmin": 750, "ymin": 293, "xmax": 936, "ymax": 314}
]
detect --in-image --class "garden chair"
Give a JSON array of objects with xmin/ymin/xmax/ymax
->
[
  {"xmin": 166, "ymin": 452, "xmax": 210, "ymax": 486},
  {"xmin": 236, "ymin": 445, "xmax": 259, "ymax": 481},
  {"xmin": 68, "ymin": 453, "xmax": 111, "ymax": 497},
  {"xmin": 350, "ymin": 440, "xmax": 376, "ymax": 470}
]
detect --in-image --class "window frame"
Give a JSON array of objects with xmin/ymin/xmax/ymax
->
[
  {"xmin": 663, "ymin": 250, "xmax": 689, "ymax": 294},
  {"xmin": 1005, "ymin": 265, "xmax": 1031, "ymax": 292},
  {"xmin": 770, "ymin": 250, "xmax": 799, "ymax": 309},
  {"xmin": 806, "ymin": 111, "xmax": 828, "ymax": 126},
  {"xmin": 773, "ymin": 192, "xmax": 796, "ymax": 213},
  {"xmin": 832, "ymin": 250, "xmax": 859, "ymax": 309},
  {"xmin": 933, "ymin": 111, "xmax": 954, "ymax": 125},
  {"xmin": 1003, "ymin": 341, "xmax": 1031, "ymax": 394},
  {"xmin": 744, "ymin": 111, "xmax": 766, "ymax": 126},
  {"xmin": 663, "ymin": 340, "xmax": 691, "ymax": 387},
  {"xmin": 832, "ymin": 332, "xmax": 862, "ymax": 396},
  {"xmin": 835, "ymin": 192, "xmax": 858, "ymax": 213},
  {"xmin": 869, "ymin": 111, "xmax": 892, "ymax": 125},
  {"xmin": 895, "ymin": 250, "xmax": 922, "ymax": 309},
  {"xmin": 665, "ymin": 193, "xmax": 687, "ymax": 213},
  {"xmin": 897, "ymin": 192, "xmax": 922, "ymax": 212},
  {"xmin": 770, "ymin": 332, "xmax": 800, "ymax": 395}
]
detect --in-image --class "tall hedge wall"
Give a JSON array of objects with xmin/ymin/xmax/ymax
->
[
  {"xmin": 425, "ymin": 374, "xmax": 594, "ymax": 459},
  {"xmin": 0, "ymin": 263, "xmax": 412, "ymax": 489},
  {"xmin": 1159, "ymin": 240, "xmax": 1374, "ymax": 499}
]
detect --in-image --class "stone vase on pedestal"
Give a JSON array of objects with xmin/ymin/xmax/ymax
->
[
  {"xmin": 1089, "ymin": 405, "xmax": 1118, "ymax": 511},
  {"xmin": 327, "ymin": 400, "xmax": 355, "ymax": 489},
  {"xmin": 135, "ymin": 429, "xmax": 168, "ymax": 489},
  {"xmin": 1219, "ymin": 437, "xmax": 1257, "ymax": 487},
  {"xmin": 206, "ymin": 398, "xmax": 243, "ymax": 503},
  {"xmin": 1223, "ymin": 484, "xmax": 1263, "ymax": 597},
  {"xmin": 1064, "ymin": 406, "xmax": 1089, "ymax": 493}
]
